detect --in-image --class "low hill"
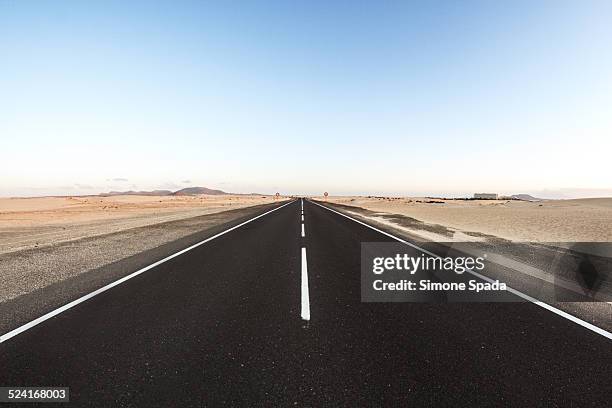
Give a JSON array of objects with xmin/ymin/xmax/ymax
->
[
  {"xmin": 172, "ymin": 187, "xmax": 227, "ymax": 196},
  {"xmin": 100, "ymin": 187, "xmax": 229, "ymax": 196}
]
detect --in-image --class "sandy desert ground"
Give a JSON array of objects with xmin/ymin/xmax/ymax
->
[
  {"xmin": 0, "ymin": 194, "xmax": 282, "ymax": 254},
  {"xmin": 316, "ymin": 196, "xmax": 612, "ymax": 242}
]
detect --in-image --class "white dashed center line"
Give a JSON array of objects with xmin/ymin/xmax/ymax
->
[
  {"xmin": 301, "ymin": 247, "xmax": 310, "ymax": 321},
  {"xmin": 300, "ymin": 198, "xmax": 310, "ymax": 321}
]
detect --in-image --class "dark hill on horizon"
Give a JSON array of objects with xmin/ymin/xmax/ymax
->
[
  {"xmin": 172, "ymin": 187, "xmax": 227, "ymax": 196},
  {"xmin": 100, "ymin": 187, "xmax": 229, "ymax": 196}
]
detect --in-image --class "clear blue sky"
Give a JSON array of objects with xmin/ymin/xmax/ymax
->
[{"xmin": 1, "ymin": 1, "xmax": 611, "ymax": 198}]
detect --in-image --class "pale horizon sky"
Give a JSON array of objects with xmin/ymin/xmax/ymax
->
[{"xmin": 2, "ymin": 1, "xmax": 611, "ymax": 199}]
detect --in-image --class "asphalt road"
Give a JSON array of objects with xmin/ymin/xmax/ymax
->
[{"xmin": 1, "ymin": 199, "xmax": 610, "ymax": 406}]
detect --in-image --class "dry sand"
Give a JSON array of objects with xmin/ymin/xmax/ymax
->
[
  {"xmin": 317, "ymin": 196, "xmax": 612, "ymax": 242},
  {"xmin": 0, "ymin": 194, "xmax": 281, "ymax": 254}
]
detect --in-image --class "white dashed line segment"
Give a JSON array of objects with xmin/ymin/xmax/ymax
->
[{"xmin": 301, "ymin": 247, "xmax": 311, "ymax": 321}]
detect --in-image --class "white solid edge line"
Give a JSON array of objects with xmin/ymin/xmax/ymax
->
[
  {"xmin": 310, "ymin": 200, "xmax": 612, "ymax": 341},
  {"xmin": 301, "ymin": 223, "xmax": 305, "ymax": 237},
  {"xmin": 301, "ymin": 247, "xmax": 311, "ymax": 321},
  {"xmin": 0, "ymin": 199, "xmax": 296, "ymax": 344}
]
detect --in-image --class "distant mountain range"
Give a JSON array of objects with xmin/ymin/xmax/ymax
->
[{"xmin": 101, "ymin": 187, "xmax": 229, "ymax": 196}]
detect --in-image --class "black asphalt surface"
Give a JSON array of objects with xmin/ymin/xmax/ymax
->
[{"xmin": 1, "ymin": 199, "xmax": 610, "ymax": 406}]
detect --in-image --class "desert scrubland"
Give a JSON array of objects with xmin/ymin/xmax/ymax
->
[
  {"xmin": 317, "ymin": 196, "xmax": 612, "ymax": 243},
  {"xmin": 0, "ymin": 194, "xmax": 280, "ymax": 254}
]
